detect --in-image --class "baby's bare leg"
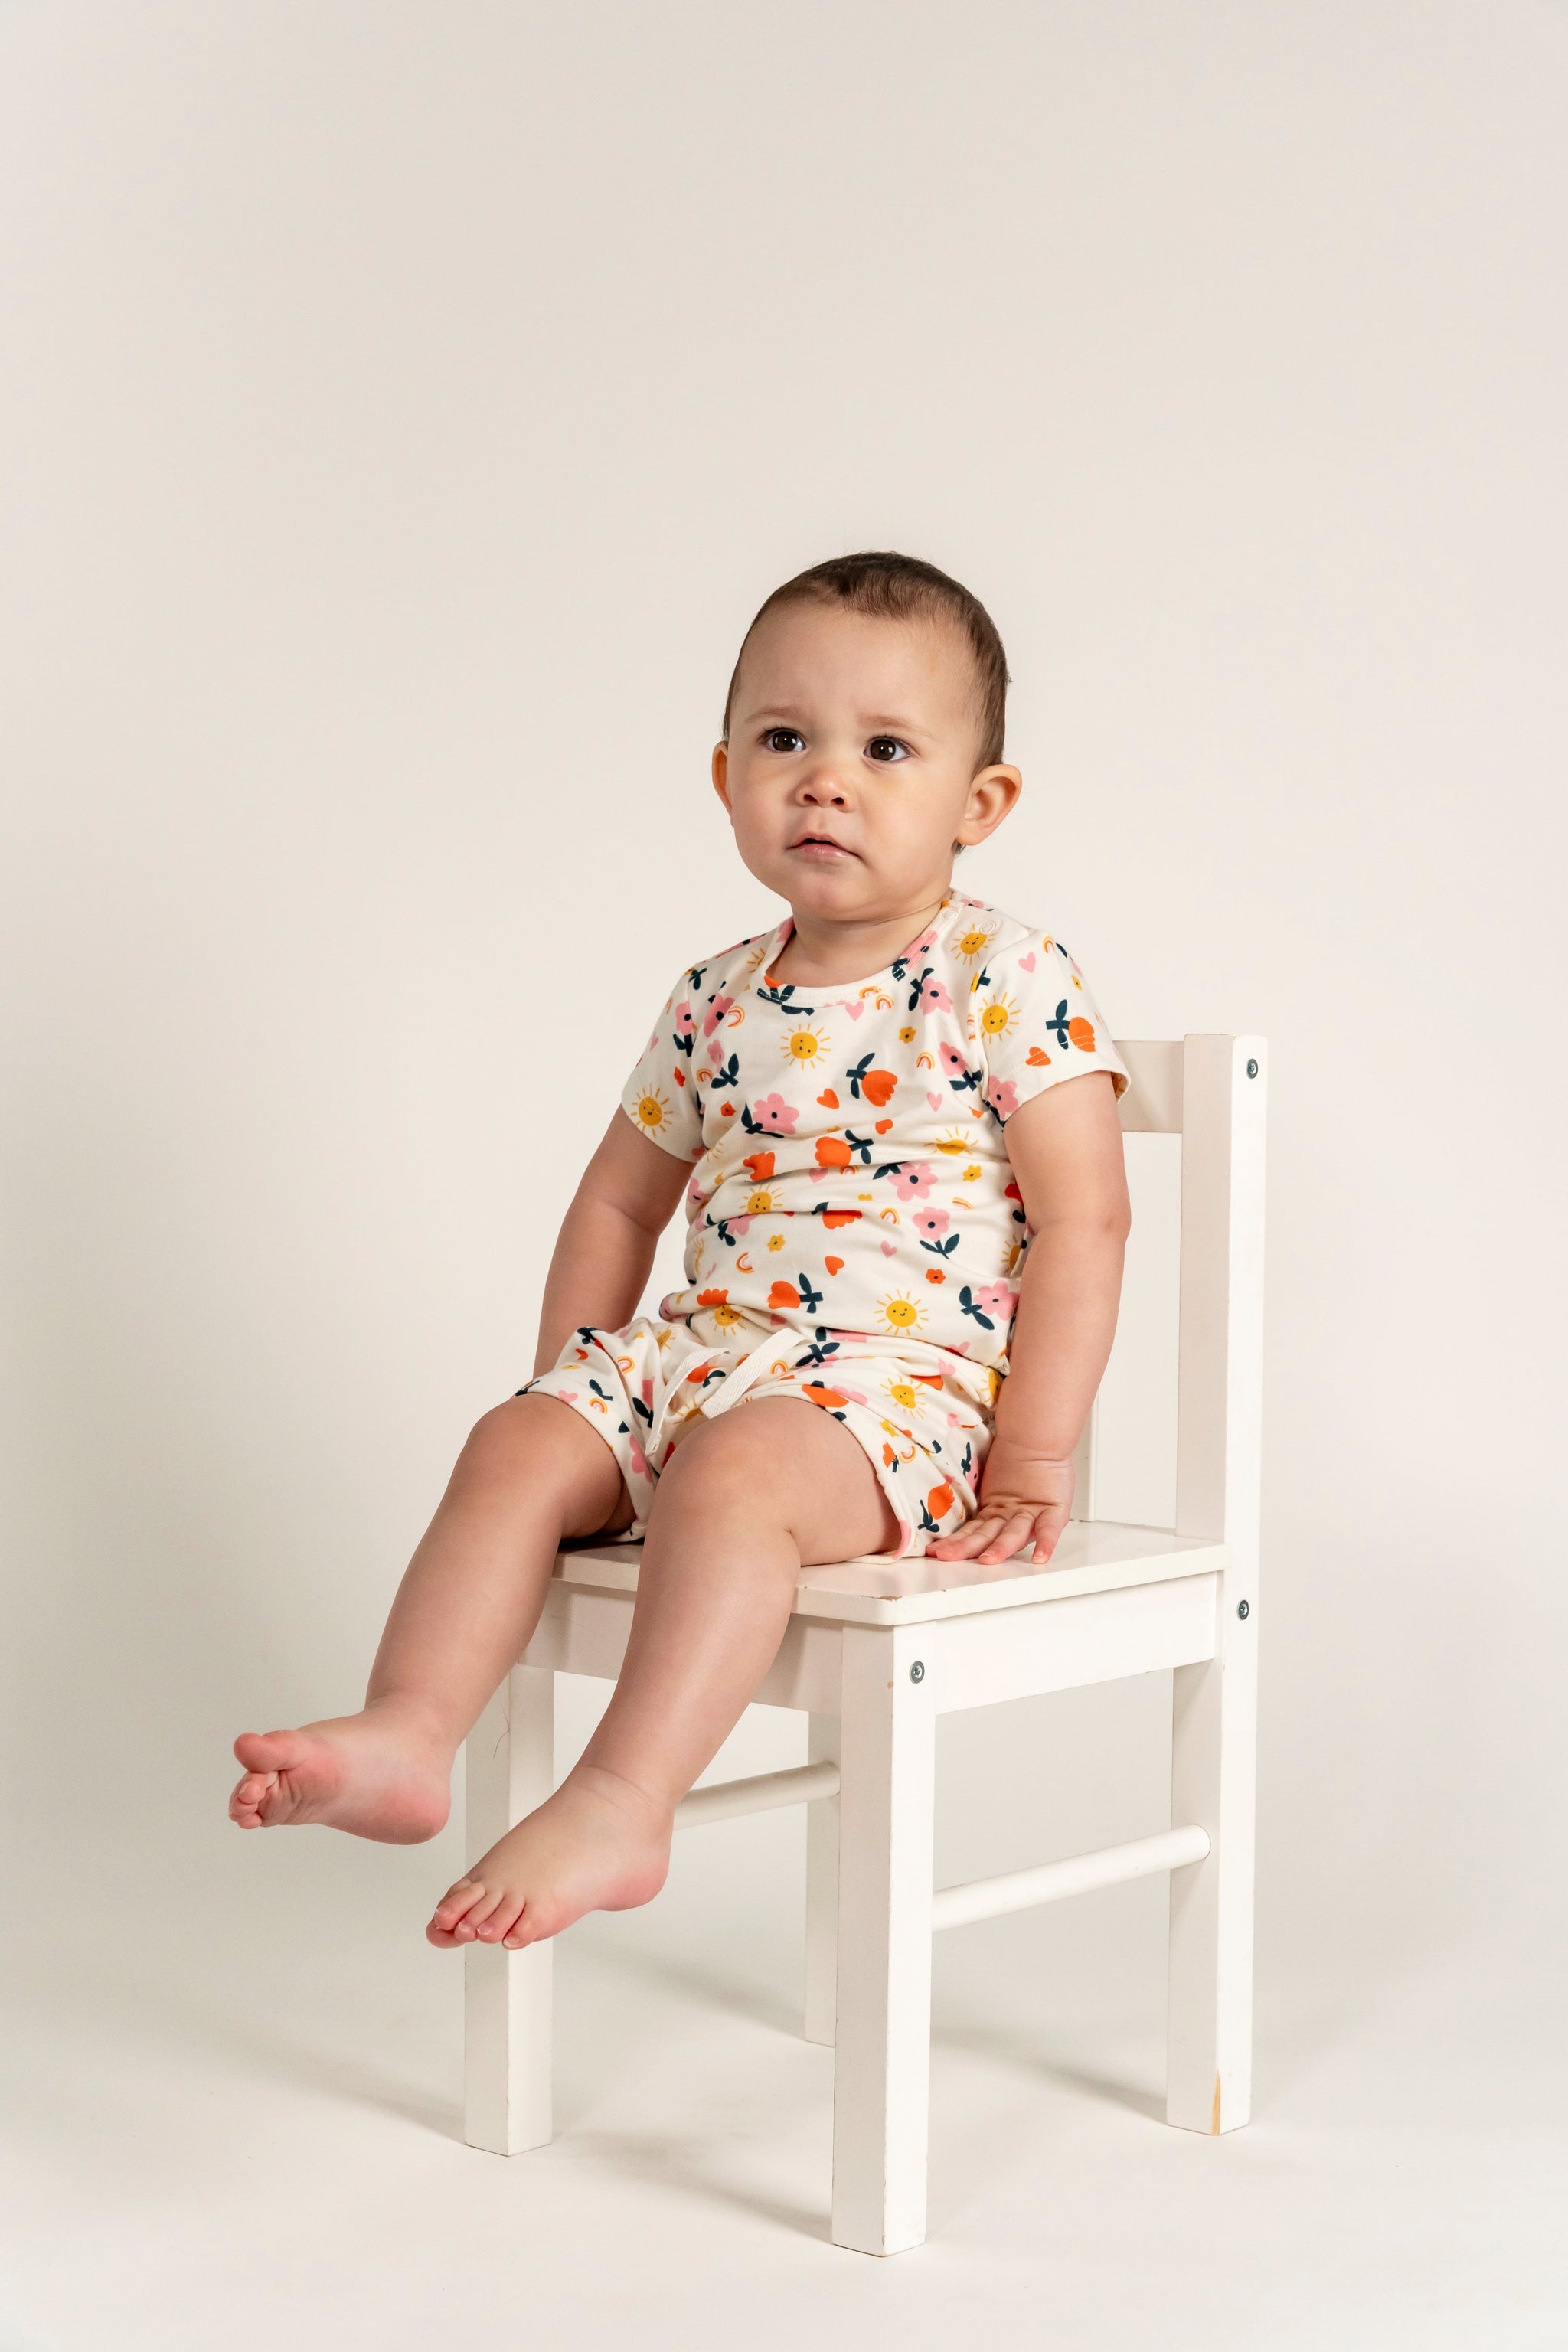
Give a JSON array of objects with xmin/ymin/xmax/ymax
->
[
  {"xmin": 429, "ymin": 1396, "xmax": 897, "ymax": 1949},
  {"xmin": 228, "ymin": 1394, "xmax": 629, "ymax": 1841}
]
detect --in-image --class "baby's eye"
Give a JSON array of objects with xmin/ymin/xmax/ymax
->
[
  {"xmin": 865, "ymin": 736, "xmax": 911, "ymax": 763},
  {"xmin": 762, "ymin": 727, "xmax": 805, "ymax": 754}
]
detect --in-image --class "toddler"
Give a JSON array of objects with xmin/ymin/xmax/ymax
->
[{"xmin": 230, "ymin": 551, "xmax": 1132, "ymax": 1954}]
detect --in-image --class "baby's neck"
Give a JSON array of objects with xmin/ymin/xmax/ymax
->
[{"xmin": 769, "ymin": 887, "xmax": 952, "ymax": 988}]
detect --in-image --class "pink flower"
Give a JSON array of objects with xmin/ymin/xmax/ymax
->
[
  {"xmin": 918, "ymin": 974, "xmax": 952, "ymax": 1014},
  {"xmin": 892, "ymin": 1161, "xmax": 934, "ymax": 1200},
  {"xmin": 673, "ymin": 998, "xmax": 695, "ymax": 1045},
  {"xmin": 913, "ymin": 1207, "xmax": 949, "ymax": 1240},
  {"xmin": 986, "ymin": 1076, "xmax": 1019, "ymax": 1120},
  {"xmin": 973, "ymin": 1282, "xmax": 1015, "ymax": 1323},
  {"xmin": 939, "ymin": 1041, "xmax": 968, "ymax": 1077},
  {"xmin": 702, "ymin": 991, "xmax": 734, "ymax": 1038},
  {"xmin": 750, "ymin": 1093, "xmax": 799, "ymax": 1134}
]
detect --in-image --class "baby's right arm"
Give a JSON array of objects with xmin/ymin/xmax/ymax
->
[{"xmin": 531, "ymin": 1111, "xmax": 691, "ymax": 1375}]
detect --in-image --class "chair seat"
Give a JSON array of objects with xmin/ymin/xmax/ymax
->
[{"xmin": 553, "ymin": 1520, "xmax": 1227, "ymax": 1627}]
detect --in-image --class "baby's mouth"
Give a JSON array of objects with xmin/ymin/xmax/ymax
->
[{"xmin": 790, "ymin": 833, "xmax": 856, "ymax": 858}]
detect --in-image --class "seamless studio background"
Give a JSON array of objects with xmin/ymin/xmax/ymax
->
[{"xmin": 1, "ymin": 5, "xmax": 1564, "ymax": 2347}]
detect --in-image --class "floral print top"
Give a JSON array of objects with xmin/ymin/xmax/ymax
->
[{"xmin": 620, "ymin": 892, "xmax": 1128, "ymax": 1375}]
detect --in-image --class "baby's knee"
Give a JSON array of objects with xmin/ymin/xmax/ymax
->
[
  {"xmin": 459, "ymin": 1392, "xmax": 590, "ymax": 1488},
  {"xmin": 653, "ymin": 1406, "xmax": 794, "ymax": 1521}
]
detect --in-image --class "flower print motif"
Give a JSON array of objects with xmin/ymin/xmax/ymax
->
[
  {"xmin": 890, "ymin": 1162, "xmax": 934, "ymax": 1201},
  {"xmin": 632, "ymin": 1087, "xmax": 671, "ymax": 1135},
  {"xmin": 877, "ymin": 1290, "xmax": 926, "ymax": 1336},
  {"xmin": 985, "ymin": 1076, "xmax": 1019, "ymax": 1122},
  {"xmin": 925, "ymin": 1267, "xmax": 946, "ymax": 1283},
  {"xmin": 707, "ymin": 1049, "xmax": 740, "ymax": 1091},
  {"xmin": 801, "ymin": 1383, "xmax": 850, "ymax": 1411},
  {"xmin": 898, "ymin": 1024, "xmax": 916, "ymax": 1043},
  {"xmin": 743, "ymin": 1150, "xmax": 775, "ymax": 1182},
  {"xmin": 701, "ymin": 991, "xmax": 735, "ymax": 1039},
  {"xmin": 1043, "ymin": 999, "xmax": 1073, "ymax": 1050},
  {"xmin": 926, "ymin": 1481, "xmax": 956, "ymax": 1521},
  {"xmin": 912, "ymin": 1207, "xmax": 949, "ymax": 1241},
  {"xmin": 766, "ymin": 1233, "xmax": 785, "ymax": 1251},
  {"xmin": 978, "ymin": 991, "xmax": 1018, "ymax": 1038},
  {"xmin": 845, "ymin": 1053, "xmax": 897, "ymax": 1106},
  {"xmin": 815, "ymin": 1135, "xmax": 852, "ymax": 1171},
  {"xmin": 939, "ymin": 1041, "xmax": 981, "ymax": 1095},
  {"xmin": 962, "ymin": 1164, "xmax": 982, "ymax": 1182},
  {"xmin": 696, "ymin": 1287, "xmax": 727, "ymax": 1307},
  {"xmin": 917, "ymin": 973, "xmax": 952, "ymax": 1014},
  {"xmin": 959, "ymin": 1281, "xmax": 1015, "ymax": 1331},
  {"xmin": 1068, "ymin": 1014, "xmax": 1096, "ymax": 1052},
  {"xmin": 768, "ymin": 1279, "xmax": 799, "ymax": 1310},
  {"xmin": 745, "ymin": 1093, "xmax": 799, "ymax": 1135},
  {"xmin": 782, "ymin": 1021, "xmax": 831, "ymax": 1064},
  {"xmin": 672, "ymin": 1000, "xmax": 696, "ymax": 1056}
]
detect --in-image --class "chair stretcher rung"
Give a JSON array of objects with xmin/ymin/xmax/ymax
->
[
  {"xmin": 930, "ymin": 1824, "xmax": 1211, "ymax": 1932},
  {"xmin": 675, "ymin": 1759, "xmax": 841, "ymax": 1830}
]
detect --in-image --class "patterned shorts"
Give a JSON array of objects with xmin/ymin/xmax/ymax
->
[{"xmin": 518, "ymin": 1312, "xmax": 996, "ymax": 1559}]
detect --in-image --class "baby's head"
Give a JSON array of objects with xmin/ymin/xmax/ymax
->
[{"xmin": 713, "ymin": 552, "xmax": 1022, "ymax": 924}]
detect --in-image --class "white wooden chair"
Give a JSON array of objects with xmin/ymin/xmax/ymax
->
[{"xmin": 462, "ymin": 1034, "xmax": 1265, "ymax": 2256}]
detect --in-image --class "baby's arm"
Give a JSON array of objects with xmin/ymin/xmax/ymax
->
[
  {"xmin": 928, "ymin": 1072, "xmax": 1130, "ymax": 1567},
  {"xmin": 531, "ymin": 1112, "xmax": 691, "ymax": 1374}
]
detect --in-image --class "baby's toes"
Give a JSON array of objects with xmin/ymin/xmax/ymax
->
[
  {"xmin": 229, "ymin": 1771, "xmax": 275, "ymax": 1826},
  {"xmin": 472, "ymin": 1890, "xmax": 526, "ymax": 1943},
  {"xmin": 430, "ymin": 1876, "xmax": 488, "ymax": 1936}
]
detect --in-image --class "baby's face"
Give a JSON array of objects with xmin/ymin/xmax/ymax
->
[{"xmin": 714, "ymin": 603, "xmax": 1019, "ymax": 924}]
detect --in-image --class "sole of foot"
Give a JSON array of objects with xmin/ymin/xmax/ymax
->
[
  {"xmin": 229, "ymin": 1713, "xmax": 452, "ymax": 1844},
  {"xmin": 427, "ymin": 1769, "xmax": 671, "ymax": 1950}
]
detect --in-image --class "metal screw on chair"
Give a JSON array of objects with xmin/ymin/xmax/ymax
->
[
  {"xmin": 909, "ymin": 1661, "xmax": 925, "ymax": 1682},
  {"xmin": 1237, "ymin": 1599, "xmax": 1250, "ymax": 1619},
  {"xmin": 1246, "ymin": 1059, "xmax": 1259, "ymax": 1078}
]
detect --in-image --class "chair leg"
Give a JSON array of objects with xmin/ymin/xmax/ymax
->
[
  {"xmin": 1167, "ymin": 1625, "xmax": 1256, "ymax": 2133},
  {"xmin": 463, "ymin": 1662, "xmax": 554, "ymax": 2154},
  {"xmin": 830, "ymin": 1625, "xmax": 936, "ymax": 2256},
  {"xmin": 803, "ymin": 1711, "xmax": 839, "ymax": 2046}
]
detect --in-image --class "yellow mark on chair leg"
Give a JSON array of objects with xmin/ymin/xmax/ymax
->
[{"xmin": 1210, "ymin": 2076, "xmax": 1223, "ymax": 2135}]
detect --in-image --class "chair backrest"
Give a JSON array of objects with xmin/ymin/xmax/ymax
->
[{"xmin": 1070, "ymin": 1037, "xmax": 1266, "ymax": 1573}]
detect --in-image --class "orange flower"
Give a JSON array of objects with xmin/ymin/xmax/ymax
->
[
  {"xmin": 802, "ymin": 1383, "xmax": 850, "ymax": 1410},
  {"xmin": 860, "ymin": 1068, "xmax": 897, "ymax": 1108},
  {"xmin": 925, "ymin": 1268, "xmax": 946, "ymax": 1284},
  {"xmin": 696, "ymin": 1288, "xmax": 728, "ymax": 1307},
  {"xmin": 743, "ymin": 1150, "xmax": 775, "ymax": 1182},
  {"xmin": 1067, "ymin": 1016, "xmax": 1096, "ymax": 1053},
  {"xmin": 815, "ymin": 1135, "xmax": 853, "ymax": 1171},
  {"xmin": 926, "ymin": 1483, "xmax": 955, "ymax": 1519},
  {"xmin": 768, "ymin": 1279, "xmax": 800, "ymax": 1310},
  {"xmin": 820, "ymin": 1207, "xmax": 861, "ymax": 1229}
]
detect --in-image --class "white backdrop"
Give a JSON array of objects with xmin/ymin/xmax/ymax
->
[{"xmin": 2, "ymin": 6, "xmax": 1564, "ymax": 2345}]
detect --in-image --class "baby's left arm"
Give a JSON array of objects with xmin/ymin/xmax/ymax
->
[{"xmin": 927, "ymin": 1072, "xmax": 1130, "ymax": 1568}]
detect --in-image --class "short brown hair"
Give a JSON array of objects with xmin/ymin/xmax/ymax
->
[{"xmin": 722, "ymin": 550, "xmax": 1010, "ymax": 770}]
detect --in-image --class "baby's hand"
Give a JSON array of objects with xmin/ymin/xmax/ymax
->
[{"xmin": 926, "ymin": 1439, "xmax": 1074, "ymax": 1568}]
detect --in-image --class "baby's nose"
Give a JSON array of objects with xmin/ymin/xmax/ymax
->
[{"xmin": 800, "ymin": 765, "xmax": 851, "ymax": 802}]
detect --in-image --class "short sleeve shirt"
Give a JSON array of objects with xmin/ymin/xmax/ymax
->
[{"xmin": 620, "ymin": 893, "xmax": 1127, "ymax": 1373}]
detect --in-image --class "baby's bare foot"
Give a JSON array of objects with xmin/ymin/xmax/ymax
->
[
  {"xmin": 428, "ymin": 1764, "xmax": 672, "ymax": 1949},
  {"xmin": 229, "ymin": 1702, "xmax": 451, "ymax": 1844}
]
